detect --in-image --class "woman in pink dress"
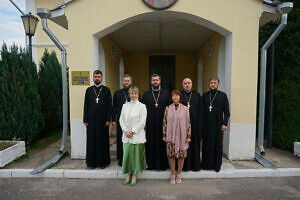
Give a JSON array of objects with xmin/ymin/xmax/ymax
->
[{"xmin": 163, "ymin": 90, "xmax": 191, "ymax": 184}]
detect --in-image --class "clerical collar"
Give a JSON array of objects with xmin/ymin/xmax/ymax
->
[
  {"xmin": 94, "ymin": 83, "xmax": 102, "ymax": 88},
  {"xmin": 152, "ymin": 85, "xmax": 161, "ymax": 92}
]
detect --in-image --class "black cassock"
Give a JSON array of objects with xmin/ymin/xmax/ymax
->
[
  {"xmin": 181, "ymin": 90, "xmax": 203, "ymax": 171},
  {"xmin": 202, "ymin": 89, "xmax": 230, "ymax": 172},
  {"xmin": 112, "ymin": 88, "xmax": 130, "ymax": 166},
  {"xmin": 83, "ymin": 85, "xmax": 112, "ymax": 168},
  {"xmin": 142, "ymin": 89, "xmax": 170, "ymax": 170}
]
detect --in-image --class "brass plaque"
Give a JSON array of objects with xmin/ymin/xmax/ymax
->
[{"xmin": 72, "ymin": 71, "xmax": 90, "ymax": 85}]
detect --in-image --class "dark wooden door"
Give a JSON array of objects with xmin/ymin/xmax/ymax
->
[{"xmin": 149, "ymin": 56, "xmax": 175, "ymax": 93}]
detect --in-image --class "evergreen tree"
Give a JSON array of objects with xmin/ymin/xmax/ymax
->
[
  {"xmin": 0, "ymin": 44, "xmax": 44, "ymax": 144},
  {"xmin": 38, "ymin": 49, "xmax": 62, "ymax": 131}
]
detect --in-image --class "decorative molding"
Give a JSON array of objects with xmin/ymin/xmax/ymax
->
[{"xmin": 142, "ymin": 0, "xmax": 177, "ymax": 10}]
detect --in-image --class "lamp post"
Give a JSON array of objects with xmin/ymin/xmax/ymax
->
[{"xmin": 21, "ymin": 12, "xmax": 39, "ymax": 76}]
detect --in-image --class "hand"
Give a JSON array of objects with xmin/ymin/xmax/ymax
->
[
  {"xmin": 221, "ymin": 125, "xmax": 227, "ymax": 132},
  {"xmin": 112, "ymin": 122, "xmax": 117, "ymax": 127},
  {"xmin": 84, "ymin": 123, "xmax": 88, "ymax": 127},
  {"xmin": 128, "ymin": 131, "xmax": 133, "ymax": 138},
  {"xmin": 126, "ymin": 131, "xmax": 133, "ymax": 138},
  {"xmin": 162, "ymin": 137, "xmax": 166, "ymax": 142},
  {"xmin": 105, "ymin": 122, "xmax": 110, "ymax": 127},
  {"xmin": 144, "ymin": 126, "xmax": 146, "ymax": 131},
  {"xmin": 186, "ymin": 138, "xmax": 191, "ymax": 143}
]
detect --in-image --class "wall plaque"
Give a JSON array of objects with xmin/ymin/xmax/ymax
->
[{"xmin": 72, "ymin": 71, "xmax": 90, "ymax": 85}]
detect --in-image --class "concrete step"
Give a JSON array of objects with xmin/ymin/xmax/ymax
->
[{"xmin": 1, "ymin": 168, "xmax": 300, "ymax": 179}]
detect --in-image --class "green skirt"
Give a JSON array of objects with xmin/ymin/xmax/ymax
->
[{"xmin": 122, "ymin": 143, "xmax": 147, "ymax": 175}]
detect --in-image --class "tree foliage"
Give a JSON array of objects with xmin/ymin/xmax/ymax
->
[
  {"xmin": 0, "ymin": 44, "xmax": 44, "ymax": 144},
  {"xmin": 38, "ymin": 49, "xmax": 62, "ymax": 131}
]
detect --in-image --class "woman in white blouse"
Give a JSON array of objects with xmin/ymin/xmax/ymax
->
[{"xmin": 119, "ymin": 86, "xmax": 147, "ymax": 186}]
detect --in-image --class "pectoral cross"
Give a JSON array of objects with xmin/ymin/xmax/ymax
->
[
  {"xmin": 155, "ymin": 103, "xmax": 158, "ymax": 108},
  {"xmin": 209, "ymin": 105, "xmax": 213, "ymax": 112},
  {"xmin": 96, "ymin": 97, "xmax": 99, "ymax": 104},
  {"xmin": 187, "ymin": 103, "xmax": 191, "ymax": 110}
]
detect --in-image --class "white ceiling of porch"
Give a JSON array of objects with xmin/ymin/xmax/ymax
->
[{"xmin": 108, "ymin": 15, "xmax": 216, "ymax": 54}]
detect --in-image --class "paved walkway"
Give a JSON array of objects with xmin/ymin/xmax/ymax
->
[{"xmin": 1, "ymin": 177, "xmax": 300, "ymax": 200}]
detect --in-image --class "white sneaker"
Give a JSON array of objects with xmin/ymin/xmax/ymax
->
[
  {"xmin": 170, "ymin": 175, "xmax": 176, "ymax": 184},
  {"xmin": 176, "ymin": 174, "xmax": 182, "ymax": 184}
]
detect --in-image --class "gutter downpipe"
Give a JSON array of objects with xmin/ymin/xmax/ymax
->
[
  {"xmin": 31, "ymin": 8, "xmax": 68, "ymax": 174},
  {"xmin": 258, "ymin": 2, "xmax": 293, "ymax": 155}
]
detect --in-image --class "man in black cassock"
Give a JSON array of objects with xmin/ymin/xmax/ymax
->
[
  {"xmin": 112, "ymin": 74, "xmax": 132, "ymax": 166},
  {"xmin": 202, "ymin": 77, "xmax": 230, "ymax": 172},
  {"xmin": 142, "ymin": 74, "xmax": 170, "ymax": 170},
  {"xmin": 83, "ymin": 70, "xmax": 112, "ymax": 169},
  {"xmin": 181, "ymin": 78, "xmax": 203, "ymax": 171}
]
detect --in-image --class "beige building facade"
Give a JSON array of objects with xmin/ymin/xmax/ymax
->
[{"xmin": 26, "ymin": 0, "xmax": 280, "ymax": 160}]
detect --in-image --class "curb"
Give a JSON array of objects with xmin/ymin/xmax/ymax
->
[{"xmin": 1, "ymin": 168, "xmax": 300, "ymax": 179}]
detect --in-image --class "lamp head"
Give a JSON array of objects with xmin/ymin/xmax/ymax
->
[{"xmin": 21, "ymin": 12, "xmax": 39, "ymax": 36}]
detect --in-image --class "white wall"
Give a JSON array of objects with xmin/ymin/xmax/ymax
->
[{"xmin": 71, "ymin": 38, "xmax": 106, "ymax": 159}]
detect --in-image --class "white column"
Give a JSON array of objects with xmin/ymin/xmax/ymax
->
[
  {"xmin": 223, "ymin": 34, "xmax": 255, "ymax": 160},
  {"xmin": 217, "ymin": 38, "xmax": 226, "ymax": 92},
  {"xmin": 223, "ymin": 34, "xmax": 232, "ymax": 158}
]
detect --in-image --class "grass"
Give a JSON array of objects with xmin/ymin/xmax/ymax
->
[{"xmin": 13, "ymin": 129, "xmax": 64, "ymax": 163}]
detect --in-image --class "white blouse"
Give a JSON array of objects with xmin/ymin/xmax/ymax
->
[{"xmin": 119, "ymin": 100, "xmax": 147, "ymax": 144}]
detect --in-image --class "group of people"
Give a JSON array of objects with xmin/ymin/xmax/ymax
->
[{"xmin": 83, "ymin": 70, "xmax": 230, "ymax": 186}]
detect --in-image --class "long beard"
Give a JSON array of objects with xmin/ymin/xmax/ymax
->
[{"xmin": 152, "ymin": 85, "xmax": 161, "ymax": 91}]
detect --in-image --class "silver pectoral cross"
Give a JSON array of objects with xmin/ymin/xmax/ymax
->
[{"xmin": 209, "ymin": 105, "xmax": 213, "ymax": 112}]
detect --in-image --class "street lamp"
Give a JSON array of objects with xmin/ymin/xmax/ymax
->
[{"xmin": 21, "ymin": 12, "xmax": 39, "ymax": 75}]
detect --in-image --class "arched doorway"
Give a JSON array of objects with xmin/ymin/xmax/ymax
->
[
  {"xmin": 90, "ymin": 11, "xmax": 233, "ymax": 158},
  {"xmin": 92, "ymin": 11, "xmax": 232, "ymax": 92}
]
